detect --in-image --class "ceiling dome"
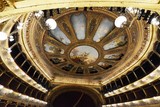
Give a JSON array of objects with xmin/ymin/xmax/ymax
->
[
  {"xmin": 0, "ymin": 1, "xmax": 160, "ymax": 106},
  {"xmin": 43, "ymin": 10, "xmax": 128, "ymax": 75},
  {"xmin": 24, "ymin": 7, "xmax": 149, "ymax": 84}
]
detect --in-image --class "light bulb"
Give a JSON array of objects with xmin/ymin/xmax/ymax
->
[
  {"xmin": 149, "ymin": 73, "xmax": 155, "ymax": 77},
  {"xmin": 126, "ymin": 7, "xmax": 139, "ymax": 15},
  {"xmin": 8, "ymin": 58, "xmax": 14, "ymax": 62},
  {"xmin": 21, "ymin": 72, "xmax": 25, "ymax": 76},
  {"xmin": 141, "ymin": 78, "xmax": 146, "ymax": 82},
  {"xmin": 35, "ymin": 10, "xmax": 44, "ymax": 18},
  {"xmin": 9, "ymin": 90, "xmax": 13, "ymax": 93},
  {"xmin": 111, "ymin": 104, "xmax": 116, "ymax": 106},
  {"xmin": 0, "ymin": 85, "xmax": 4, "ymax": 89},
  {"xmin": 125, "ymin": 102, "xmax": 129, "ymax": 105},
  {"xmin": 132, "ymin": 101, "xmax": 138, "ymax": 104},
  {"xmin": 44, "ymin": 102, "xmax": 48, "ymax": 105},
  {"xmin": 153, "ymin": 96, "xmax": 160, "ymax": 101},
  {"xmin": 126, "ymin": 86, "xmax": 130, "ymax": 89},
  {"xmin": 15, "ymin": 66, "xmax": 19, "ymax": 70},
  {"xmin": 25, "ymin": 96, "xmax": 29, "ymax": 99},
  {"xmin": 142, "ymin": 99, "xmax": 150, "ymax": 102},
  {"xmin": 9, "ymin": 35, "xmax": 14, "ymax": 42},
  {"xmin": 18, "ymin": 93, "xmax": 22, "ymax": 96},
  {"xmin": 133, "ymin": 82, "xmax": 137, "ymax": 86},
  {"xmin": 9, "ymin": 38, "xmax": 14, "ymax": 42},
  {"xmin": 151, "ymin": 17, "xmax": 160, "ymax": 26},
  {"xmin": 7, "ymin": 48, "xmax": 12, "ymax": 53},
  {"xmin": 126, "ymin": 7, "xmax": 133, "ymax": 12},
  {"xmin": 118, "ymin": 103, "xmax": 123, "ymax": 106},
  {"xmin": 5, "ymin": 89, "xmax": 13, "ymax": 94},
  {"xmin": 104, "ymin": 94, "xmax": 109, "ymax": 97},
  {"xmin": 17, "ymin": 22, "xmax": 23, "ymax": 29},
  {"xmin": 115, "ymin": 16, "xmax": 127, "ymax": 28},
  {"xmin": 0, "ymin": 32, "xmax": 7, "ymax": 41},
  {"xmin": 27, "ymin": 78, "xmax": 31, "ymax": 82},
  {"xmin": 45, "ymin": 18, "xmax": 57, "ymax": 30}
]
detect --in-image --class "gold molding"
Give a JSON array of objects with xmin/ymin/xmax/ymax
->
[{"xmin": 0, "ymin": 0, "xmax": 160, "ymax": 17}]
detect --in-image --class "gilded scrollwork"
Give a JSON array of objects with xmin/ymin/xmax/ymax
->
[
  {"xmin": 0, "ymin": 0, "xmax": 5, "ymax": 12},
  {"xmin": 25, "ymin": 8, "xmax": 150, "ymax": 81}
]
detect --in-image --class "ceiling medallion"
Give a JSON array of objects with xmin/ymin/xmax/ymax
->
[
  {"xmin": 43, "ymin": 9, "xmax": 129, "ymax": 76},
  {"xmin": 70, "ymin": 45, "xmax": 99, "ymax": 65}
]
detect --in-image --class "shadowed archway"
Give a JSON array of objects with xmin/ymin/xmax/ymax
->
[{"xmin": 52, "ymin": 91, "xmax": 96, "ymax": 107}]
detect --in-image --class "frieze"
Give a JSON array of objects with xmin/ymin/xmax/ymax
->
[
  {"xmin": 25, "ymin": 14, "xmax": 48, "ymax": 74},
  {"xmin": 118, "ymin": 25, "xmax": 150, "ymax": 74}
]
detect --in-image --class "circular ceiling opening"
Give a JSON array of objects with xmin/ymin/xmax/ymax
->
[
  {"xmin": 70, "ymin": 45, "xmax": 99, "ymax": 65},
  {"xmin": 52, "ymin": 91, "xmax": 96, "ymax": 107}
]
